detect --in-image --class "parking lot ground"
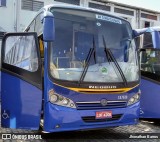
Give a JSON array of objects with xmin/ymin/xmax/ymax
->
[{"xmin": 0, "ymin": 120, "xmax": 160, "ymax": 142}]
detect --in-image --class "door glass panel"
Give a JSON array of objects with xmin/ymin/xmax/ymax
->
[{"xmin": 4, "ymin": 35, "xmax": 38, "ymax": 72}]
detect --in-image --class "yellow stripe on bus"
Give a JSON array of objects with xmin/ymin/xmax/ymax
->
[{"xmin": 53, "ymin": 83, "xmax": 139, "ymax": 94}]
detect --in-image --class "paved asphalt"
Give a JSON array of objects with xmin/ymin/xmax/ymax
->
[{"xmin": 0, "ymin": 104, "xmax": 160, "ymax": 142}]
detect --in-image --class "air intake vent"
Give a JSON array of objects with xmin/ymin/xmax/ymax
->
[
  {"xmin": 76, "ymin": 101, "xmax": 126, "ymax": 110},
  {"xmin": 54, "ymin": 0, "xmax": 80, "ymax": 5},
  {"xmin": 89, "ymin": 2, "xmax": 110, "ymax": 11},
  {"xmin": 114, "ymin": 7, "xmax": 134, "ymax": 16},
  {"xmin": 21, "ymin": 0, "xmax": 44, "ymax": 11},
  {"xmin": 33, "ymin": 1, "xmax": 44, "ymax": 11}
]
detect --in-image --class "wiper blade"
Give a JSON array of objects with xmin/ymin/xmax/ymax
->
[
  {"xmin": 78, "ymin": 37, "xmax": 96, "ymax": 86},
  {"xmin": 102, "ymin": 36, "xmax": 128, "ymax": 87},
  {"xmin": 93, "ymin": 36, "xmax": 96, "ymax": 64},
  {"xmin": 103, "ymin": 44, "xmax": 112, "ymax": 64}
]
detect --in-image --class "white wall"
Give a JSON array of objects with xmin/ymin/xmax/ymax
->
[{"xmin": 0, "ymin": 0, "xmax": 15, "ymax": 32}]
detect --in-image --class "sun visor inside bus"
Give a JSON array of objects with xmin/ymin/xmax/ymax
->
[
  {"xmin": 42, "ymin": 11, "xmax": 55, "ymax": 42},
  {"xmin": 152, "ymin": 31, "xmax": 160, "ymax": 49}
]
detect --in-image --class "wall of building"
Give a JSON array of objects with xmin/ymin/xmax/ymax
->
[
  {"xmin": 0, "ymin": 0, "xmax": 160, "ymax": 33},
  {"xmin": 0, "ymin": 0, "xmax": 15, "ymax": 32}
]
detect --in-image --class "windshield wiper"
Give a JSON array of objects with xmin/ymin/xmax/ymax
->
[
  {"xmin": 102, "ymin": 36, "xmax": 128, "ymax": 87},
  {"xmin": 78, "ymin": 37, "xmax": 96, "ymax": 86},
  {"xmin": 93, "ymin": 36, "xmax": 96, "ymax": 64}
]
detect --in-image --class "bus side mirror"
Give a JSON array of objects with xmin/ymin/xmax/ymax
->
[{"xmin": 42, "ymin": 11, "xmax": 55, "ymax": 42}]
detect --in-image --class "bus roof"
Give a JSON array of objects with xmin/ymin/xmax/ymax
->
[
  {"xmin": 42, "ymin": 4, "xmax": 128, "ymax": 22},
  {"xmin": 135, "ymin": 26, "xmax": 160, "ymax": 49},
  {"xmin": 25, "ymin": 4, "xmax": 132, "ymax": 33},
  {"xmin": 134, "ymin": 26, "xmax": 160, "ymax": 36}
]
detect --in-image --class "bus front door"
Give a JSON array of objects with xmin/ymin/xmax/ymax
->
[{"xmin": 1, "ymin": 33, "xmax": 42, "ymax": 130}]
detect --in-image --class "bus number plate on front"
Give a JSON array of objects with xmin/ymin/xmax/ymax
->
[{"xmin": 96, "ymin": 111, "xmax": 112, "ymax": 119}]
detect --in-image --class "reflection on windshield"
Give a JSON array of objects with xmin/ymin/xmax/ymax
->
[
  {"xmin": 103, "ymin": 35, "xmax": 128, "ymax": 86},
  {"xmin": 50, "ymin": 8, "xmax": 139, "ymax": 83}
]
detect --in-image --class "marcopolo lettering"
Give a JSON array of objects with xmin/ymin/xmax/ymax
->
[
  {"xmin": 96, "ymin": 14, "xmax": 122, "ymax": 24},
  {"xmin": 89, "ymin": 86, "xmax": 117, "ymax": 89}
]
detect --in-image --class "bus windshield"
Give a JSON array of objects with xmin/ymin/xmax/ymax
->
[{"xmin": 49, "ymin": 8, "xmax": 139, "ymax": 83}]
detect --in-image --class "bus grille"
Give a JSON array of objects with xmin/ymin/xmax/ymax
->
[
  {"xmin": 82, "ymin": 114, "xmax": 122, "ymax": 123},
  {"xmin": 76, "ymin": 101, "xmax": 126, "ymax": 110}
]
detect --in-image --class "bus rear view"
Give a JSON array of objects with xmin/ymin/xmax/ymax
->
[{"xmin": 1, "ymin": 5, "xmax": 140, "ymax": 132}]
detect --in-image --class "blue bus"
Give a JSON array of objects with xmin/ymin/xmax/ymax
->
[
  {"xmin": 1, "ymin": 5, "xmax": 140, "ymax": 132},
  {"xmin": 135, "ymin": 27, "xmax": 160, "ymax": 119}
]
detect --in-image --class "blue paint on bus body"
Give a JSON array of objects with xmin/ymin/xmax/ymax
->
[
  {"xmin": 43, "ymin": 101, "xmax": 139, "ymax": 132},
  {"xmin": 140, "ymin": 79, "xmax": 160, "ymax": 118},
  {"xmin": 1, "ymin": 72, "xmax": 42, "ymax": 130}
]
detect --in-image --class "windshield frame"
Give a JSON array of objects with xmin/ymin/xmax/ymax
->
[{"xmin": 48, "ymin": 7, "xmax": 140, "ymax": 88}]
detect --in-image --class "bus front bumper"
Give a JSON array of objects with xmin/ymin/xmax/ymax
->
[{"xmin": 43, "ymin": 101, "xmax": 140, "ymax": 132}]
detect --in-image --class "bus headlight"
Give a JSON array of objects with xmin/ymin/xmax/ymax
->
[
  {"xmin": 49, "ymin": 90, "xmax": 76, "ymax": 108},
  {"xmin": 134, "ymin": 94, "xmax": 140, "ymax": 100},
  {"xmin": 49, "ymin": 94, "xmax": 58, "ymax": 102},
  {"xmin": 62, "ymin": 98, "xmax": 69, "ymax": 105},
  {"xmin": 127, "ymin": 90, "xmax": 141, "ymax": 106}
]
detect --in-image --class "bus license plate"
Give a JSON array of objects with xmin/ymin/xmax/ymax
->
[{"xmin": 96, "ymin": 111, "xmax": 112, "ymax": 119}]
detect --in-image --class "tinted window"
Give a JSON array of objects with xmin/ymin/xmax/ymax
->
[
  {"xmin": 140, "ymin": 49, "xmax": 160, "ymax": 83},
  {"xmin": 0, "ymin": 0, "xmax": 6, "ymax": 7},
  {"xmin": 141, "ymin": 13, "xmax": 157, "ymax": 20},
  {"xmin": 143, "ymin": 33, "xmax": 153, "ymax": 48}
]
